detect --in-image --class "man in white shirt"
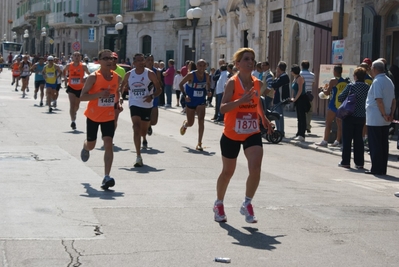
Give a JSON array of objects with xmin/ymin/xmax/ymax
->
[{"xmin": 300, "ymin": 60, "xmax": 315, "ymax": 133}]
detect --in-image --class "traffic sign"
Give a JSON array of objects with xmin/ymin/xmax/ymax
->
[{"xmin": 72, "ymin": 41, "xmax": 81, "ymax": 51}]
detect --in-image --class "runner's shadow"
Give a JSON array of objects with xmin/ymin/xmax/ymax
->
[
  {"xmin": 183, "ymin": 146, "xmax": 216, "ymax": 156},
  {"xmin": 64, "ymin": 130, "xmax": 85, "ymax": 134},
  {"xmin": 219, "ymin": 223, "xmax": 284, "ymax": 250},
  {"xmin": 96, "ymin": 145, "xmax": 129, "ymax": 152},
  {"xmin": 139, "ymin": 148, "xmax": 165, "ymax": 155},
  {"xmin": 119, "ymin": 165, "xmax": 165, "ymax": 174},
  {"xmin": 80, "ymin": 183, "xmax": 124, "ymax": 200}
]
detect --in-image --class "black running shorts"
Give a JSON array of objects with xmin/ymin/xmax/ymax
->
[
  {"xmin": 66, "ymin": 86, "xmax": 81, "ymax": 98},
  {"xmin": 129, "ymin": 105, "xmax": 152, "ymax": 121},
  {"xmin": 86, "ymin": 118, "xmax": 115, "ymax": 142},
  {"xmin": 220, "ymin": 132, "xmax": 262, "ymax": 159}
]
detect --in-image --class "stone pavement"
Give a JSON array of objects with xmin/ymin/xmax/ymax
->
[{"xmin": 167, "ymin": 102, "xmax": 399, "ymax": 171}]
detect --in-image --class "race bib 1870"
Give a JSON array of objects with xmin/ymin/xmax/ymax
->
[{"xmin": 234, "ymin": 112, "xmax": 259, "ymax": 134}]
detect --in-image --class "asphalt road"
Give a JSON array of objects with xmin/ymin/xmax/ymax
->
[{"xmin": 1, "ymin": 69, "xmax": 399, "ymax": 267}]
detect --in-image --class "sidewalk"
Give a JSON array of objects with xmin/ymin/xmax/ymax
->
[{"xmin": 164, "ymin": 102, "xmax": 399, "ymax": 171}]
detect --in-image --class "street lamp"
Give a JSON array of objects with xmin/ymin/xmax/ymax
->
[
  {"xmin": 12, "ymin": 32, "xmax": 17, "ymax": 42},
  {"xmin": 115, "ymin": 14, "xmax": 123, "ymax": 61},
  {"xmin": 23, "ymin": 30, "xmax": 29, "ymax": 54},
  {"xmin": 186, "ymin": 0, "xmax": 203, "ymax": 61},
  {"xmin": 41, "ymin": 27, "xmax": 46, "ymax": 56}
]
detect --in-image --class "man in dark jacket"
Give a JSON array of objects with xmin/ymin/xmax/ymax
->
[{"xmin": 269, "ymin": 61, "xmax": 290, "ymax": 136}]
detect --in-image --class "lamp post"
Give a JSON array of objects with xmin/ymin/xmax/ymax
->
[
  {"xmin": 41, "ymin": 27, "xmax": 47, "ymax": 56},
  {"xmin": 12, "ymin": 32, "xmax": 17, "ymax": 43},
  {"xmin": 186, "ymin": 0, "xmax": 203, "ymax": 61},
  {"xmin": 24, "ymin": 30, "xmax": 29, "ymax": 54},
  {"xmin": 115, "ymin": 14, "xmax": 123, "ymax": 61}
]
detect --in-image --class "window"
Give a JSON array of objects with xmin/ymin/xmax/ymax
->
[
  {"xmin": 319, "ymin": 0, "xmax": 333, "ymax": 14},
  {"xmin": 142, "ymin": 35, "xmax": 151, "ymax": 55},
  {"xmin": 180, "ymin": 0, "xmax": 186, "ymax": 17},
  {"xmin": 271, "ymin": 9, "xmax": 282, "ymax": 23}
]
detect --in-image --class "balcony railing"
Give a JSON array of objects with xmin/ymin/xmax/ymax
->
[
  {"xmin": 31, "ymin": 0, "xmax": 51, "ymax": 14},
  {"xmin": 125, "ymin": 0, "xmax": 154, "ymax": 12},
  {"xmin": 47, "ymin": 13, "xmax": 67, "ymax": 26},
  {"xmin": 98, "ymin": 0, "xmax": 121, "ymax": 15}
]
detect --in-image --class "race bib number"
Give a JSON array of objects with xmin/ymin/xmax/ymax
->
[
  {"xmin": 47, "ymin": 72, "xmax": 55, "ymax": 77},
  {"xmin": 132, "ymin": 88, "xmax": 145, "ymax": 98},
  {"xmin": 13, "ymin": 71, "xmax": 20, "ymax": 75},
  {"xmin": 193, "ymin": 90, "xmax": 203, "ymax": 97},
  {"xmin": 71, "ymin": 78, "xmax": 80, "ymax": 85},
  {"xmin": 234, "ymin": 112, "xmax": 259, "ymax": 134},
  {"xmin": 98, "ymin": 94, "xmax": 115, "ymax": 107}
]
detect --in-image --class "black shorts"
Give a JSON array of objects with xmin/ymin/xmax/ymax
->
[
  {"xmin": 220, "ymin": 133, "xmax": 262, "ymax": 159},
  {"xmin": 186, "ymin": 103, "xmax": 206, "ymax": 109},
  {"xmin": 56, "ymin": 84, "xmax": 61, "ymax": 91},
  {"xmin": 129, "ymin": 106, "xmax": 152, "ymax": 121},
  {"xmin": 86, "ymin": 118, "xmax": 115, "ymax": 142},
  {"xmin": 34, "ymin": 80, "xmax": 45, "ymax": 88},
  {"xmin": 20, "ymin": 75, "xmax": 29, "ymax": 79},
  {"xmin": 66, "ymin": 86, "xmax": 81, "ymax": 98}
]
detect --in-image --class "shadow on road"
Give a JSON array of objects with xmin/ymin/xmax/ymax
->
[
  {"xmin": 219, "ymin": 223, "xmax": 284, "ymax": 250},
  {"xmin": 183, "ymin": 146, "xmax": 216, "ymax": 156},
  {"xmin": 64, "ymin": 130, "xmax": 85, "ymax": 134},
  {"xmin": 80, "ymin": 183, "xmax": 124, "ymax": 200},
  {"xmin": 119, "ymin": 165, "xmax": 165, "ymax": 174}
]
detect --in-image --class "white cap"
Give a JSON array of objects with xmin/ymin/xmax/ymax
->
[{"xmin": 47, "ymin": 56, "xmax": 54, "ymax": 61}]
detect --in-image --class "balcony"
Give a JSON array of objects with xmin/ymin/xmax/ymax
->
[
  {"xmin": 125, "ymin": 0, "xmax": 155, "ymax": 20},
  {"xmin": 31, "ymin": 0, "xmax": 51, "ymax": 15},
  {"xmin": 47, "ymin": 13, "xmax": 67, "ymax": 28},
  {"xmin": 65, "ymin": 15, "xmax": 100, "ymax": 28},
  {"xmin": 98, "ymin": 0, "xmax": 121, "ymax": 22},
  {"xmin": 12, "ymin": 15, "xmax": 29, "ymax": 31}
]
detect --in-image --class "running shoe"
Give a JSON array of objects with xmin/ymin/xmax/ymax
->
[
  {"xmin": 134, "ymin": 156, "xmax": 143, "ymax": 167},
  {"xmin": 213, "ymin": 203, "xmax": 227, "ymax": 222},
  {"xmin": 394, "ymin": 192, "xmax": 399, "ymax": 197},
  {"xmin": 330, "ymin": 140, "xmax": 340, "ymax": 147},
  {"xmin": 293, "ymin": 136, "xmax": 305, "ymax": 142},
  {"xmin": 80, "ymin": 147, "xmax": 90, "ymax": 162},
  {"xmin": 11, "ymin": 81, "xmax": 14, "ymax": 86},
  {"xmin": 315, "ymin": 140, "xmax": 328, "ymax": 147},
  {"xmin": 142, "ymin": 140, "xmax": 148, "ymax": 149},
  {"xmin": 101, "ymin": 175, "xmax": 115, "ymax": 190},
  {"xmin": 22, "ymin": 92, "xmax": 26, "ymax": 98},
  {"xmin": 27, "ymin": 87, "xmax": 29, "ymax": 92},
  {"xmin": 40, "ymin": 101, "xmax": 43, "ymax": 107},
  {"xmin": 180, "ymin": 120, "xmax": 187, "ymax": 135},
  {"xmin": 71, "ymin": 122, "xmax": 76, "ymax": 130},
  {"xmin": 15, "ymin": 88, "xmax": 18, "ymax": 92},
  {"xmin": 338, "ymin": 163, "xmax": 350, "ymax": 169},
  {"xmin": 34, "ymin": 92, "xmax": 37, "ymax": 100},
  {"xmin": 147, "ymin": 126, "xmax": 153, "ymax": 136},
  {"xmin": 196, "ymin": 143, "xmax": 203, "ymax": 151},
  {"xmin": 240, "ymin": 202, "xmax": 257, "ymax": 223},
  {"xmin": 49, "ymin": 106, "xmax": 53, "ymax": 113}
]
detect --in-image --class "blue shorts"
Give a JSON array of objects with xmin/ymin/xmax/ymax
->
[
  {"xmin": 46, "ymin": 83, "xmax": 57, "ymax": 89},
  {"xmin": 153, "ymin": 96, "xmax": 159, "ymax": 107}
]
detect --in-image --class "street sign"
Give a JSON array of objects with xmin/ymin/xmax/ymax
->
[
  {"xmin": 72, "ymin": 41, "xmax": 81, "ymax": 51},
  {"xmin": 318, "ymin": 64, "xmax": 357, "ymax": 88},
  {"xmin": 332, "ymin": 40, "xmax": 345, "ymax": 64},
  {"xmin": 48, "ymin": 38, "xmax": 54, "ymax": 45}
]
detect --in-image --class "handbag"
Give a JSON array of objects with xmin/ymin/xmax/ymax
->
[
  {"xmin": 306, "ymin": 91, "xmax": 314, "ymax": 102},
  {"xmin": 336, "ymin": 90, "xmax": 356, "ymax": 119}
]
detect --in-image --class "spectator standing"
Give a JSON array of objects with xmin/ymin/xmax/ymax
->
[
  {"xmin": 260, "ymin": 61, "xmax": 274, "ymax": 110},
  {"xmin": 337, "ymin": 67, "xmax": 370, "ymax": 169},
  {"xmin": 214, "ymin": 65, "xmax": 229, "ymax": 122},
  {"xmin": 162, "ymin": 59, "xmax": 176, "ymax": 107},
  {"xmin": 269, "ymin": 61, "xmax": 290, "ymax": 136},
  {"xmin": 365, "ymin": 60, "xmax": 396, "ymax": 175},
  {"xmin": 158, "ymin": 61, "xmax": 166, "ymax": 106},
  {"xmin": 207, "ymin": 67, "xmax": 216, "ymax": 107},
  {"xmin": 300, "ymin": 60, "xmax": 315, "ymax": 133},
  {"xmin": 180, "ymin": 60, "xmax": 190, "ymax": 77},
  {"xmin": 173, "ymin": 70, "xmax": 183, "ymax": 107}
]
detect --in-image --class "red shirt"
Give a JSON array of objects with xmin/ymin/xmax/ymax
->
[{"xmin": 180, "ymin": 66, "xmax": 188, "ymax": 77}]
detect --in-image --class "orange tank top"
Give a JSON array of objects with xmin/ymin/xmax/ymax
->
[
  {"xmin": 223, "ymin": 75, "xmax": 261, "ymax": 141},
  {"xmin": 68, "ymin": 62, "xmax": 85, "ymax": 90},
  {"xmin": 12, "ymin": 62, "xmax": 20, "ymax": 76},
  {"xmin": 84, "ymin": 70, "xmax": 119, "ymax": 122}
]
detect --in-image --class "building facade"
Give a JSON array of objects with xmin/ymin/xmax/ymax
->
[{"xmin": 4, "ymin": 0, "xmax": 399, "ymax": 116}]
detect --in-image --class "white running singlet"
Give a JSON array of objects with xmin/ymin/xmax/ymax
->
[{"xmin": 128, "ymin": 68, "xmax": 154, "ymax": 108}]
